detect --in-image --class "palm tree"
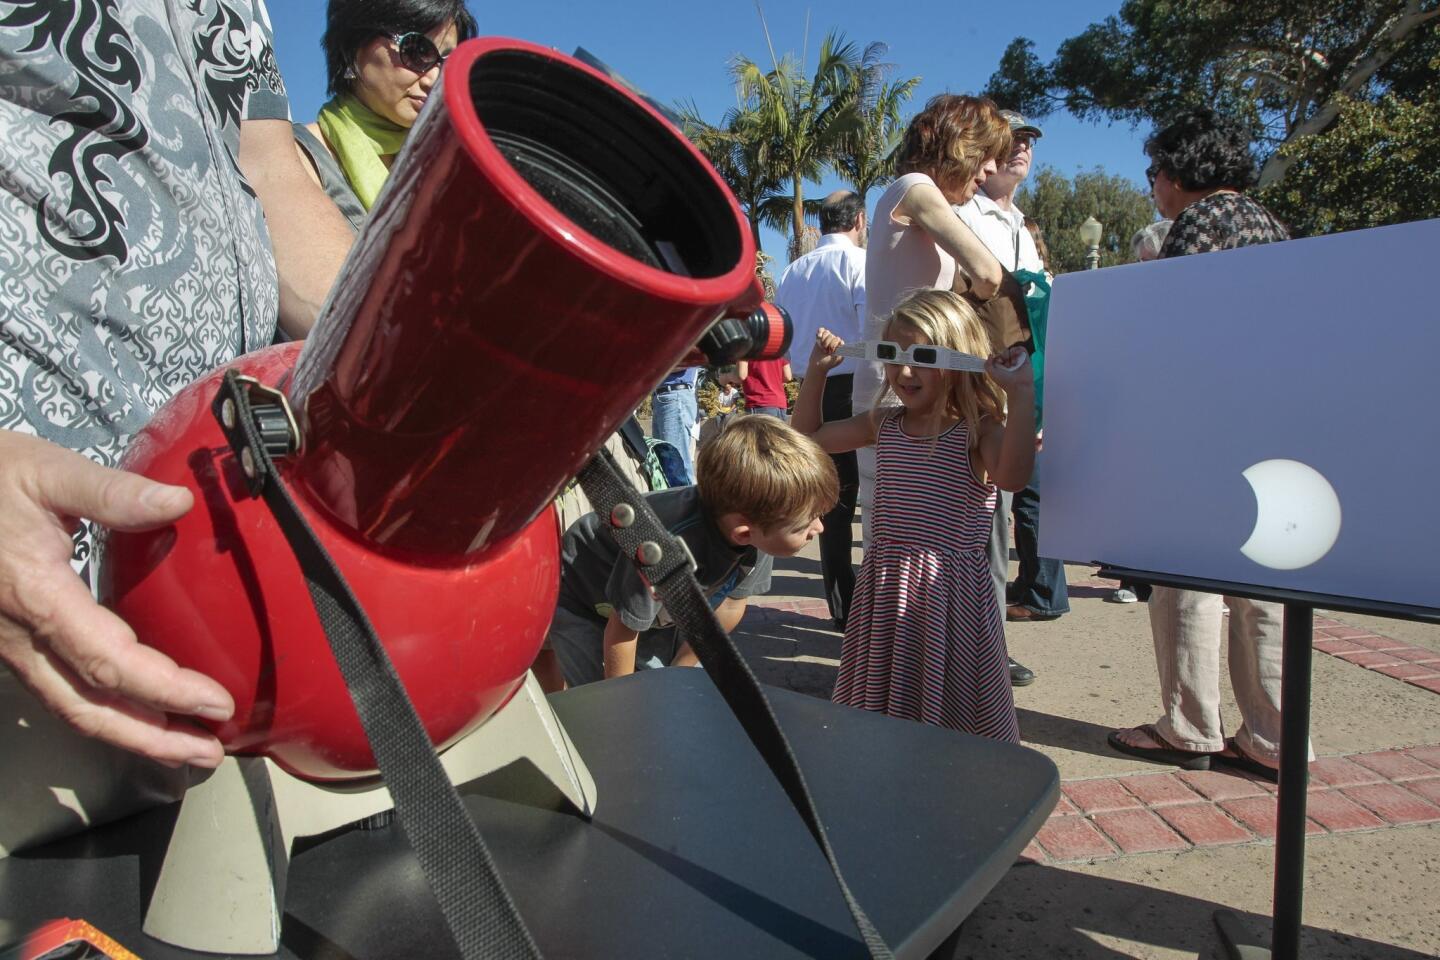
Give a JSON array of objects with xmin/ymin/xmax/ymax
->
[
  {"xmin": 832, "ymin": 72, "xmax": 921, "ymax": 207},
  {"xmin": 678, "ymin": 101, "xmax": 786, "ymax": 253},
  {"xmin": 732, "ymin": 30, "xmax": 873, "ymax": 252}
]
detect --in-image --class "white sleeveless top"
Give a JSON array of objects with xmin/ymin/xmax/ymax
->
[{"xmin": 854, "ymin": 172, "xmax": 957, "ymax": 412}]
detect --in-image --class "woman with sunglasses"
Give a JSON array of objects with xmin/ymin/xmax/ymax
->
[{"xmin": 294, "ymin": 0, "xmax": 479, "ymax": 227}]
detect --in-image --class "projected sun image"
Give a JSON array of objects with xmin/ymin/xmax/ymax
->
[{"xmin": 1239, "ymin": 459, "xmax": 1343, "ymax": 571}]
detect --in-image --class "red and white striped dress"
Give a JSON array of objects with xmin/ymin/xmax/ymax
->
[{"xmin": 832, "ymin": 412, "xmax": 1019, "ymax": 742}]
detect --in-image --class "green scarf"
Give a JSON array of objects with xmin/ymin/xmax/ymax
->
[{"xmin": 316, "ymin": 95, "xmax": 409, "ymax": 210}]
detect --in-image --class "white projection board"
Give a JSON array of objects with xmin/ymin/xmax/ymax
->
[{"xmin": 1039, "ymin": 217, "xmax": 1439, "ymax": 610}]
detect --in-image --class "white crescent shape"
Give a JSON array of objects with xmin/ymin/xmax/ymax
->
[{"xmin": 1240, "ymin": 459, "xmax": 1342, "ymax": 571}]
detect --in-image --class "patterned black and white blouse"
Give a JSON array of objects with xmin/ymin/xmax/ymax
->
[
  {"xmin": 1, "ymin": 0, "xmax": 288, "ymax": 570},
  {"xmin": 1160, "ymin": 191, "xmax": 1290, "ymax": 259},
  {"xmin": 0, "ymin": 0, "xmax": 287, "ymax": 470}
]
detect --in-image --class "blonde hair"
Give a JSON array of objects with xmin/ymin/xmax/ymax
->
[
  {"xmin": 696, "ymin": 415, "xmax": 839, "ymax": 529},
  {"xmin": 896, "ymin": 94, "xmax": 1012, "ymax": 199},
  {"xmin": 875, "ymin": 289, "xmax": 1007, "ymax": 447}
]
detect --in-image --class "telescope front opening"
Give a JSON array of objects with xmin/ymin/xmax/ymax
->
[{"xmin": 470, "ymin": 50, "xmax": 742, "ymax": 280}]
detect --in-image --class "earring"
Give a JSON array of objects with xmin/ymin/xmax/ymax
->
[{"xmin": 343, "ymin": 66, "xmax": 356, "ymax": 79}]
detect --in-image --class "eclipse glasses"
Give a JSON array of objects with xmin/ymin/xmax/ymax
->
[{"xmin": 835, "ymin": 340, "xmax": 988, "ymax": 373}]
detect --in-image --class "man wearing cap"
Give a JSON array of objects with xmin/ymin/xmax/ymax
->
[
  {"xmin": 774, "ymin": 190, "xmax": 867, "ymax": 631},
  {"xmin": 955, "ymin": 109, "xmax": 1067, "ymax": 687}
]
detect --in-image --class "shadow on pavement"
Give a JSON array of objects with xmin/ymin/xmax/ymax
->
[
  {"xmin": 957, "ymin": 862, "xmax": 1433, "ymax": 959},
  {"xmin": 1066, "ymin": 584, "xmax": 1130, "ymax": 601},
  {"xmin": 1015, "ymin": 707, "xmax": 1131, "ymax": 764},
  {"xmin": 734, "ymin": 606, "xmax": 843, "ymax": 699},
  {"xmin": 778, "ymin": 555, "xmax": 823, "ymax": 576},
  {"xmin": 766, "ymin": 573, "xmax": 826, "ymax": 598}
]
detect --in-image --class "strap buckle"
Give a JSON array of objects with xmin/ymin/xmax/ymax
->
[{"xmin": 212, "ymin": 371, "xmax": 303, "ymax": 497}]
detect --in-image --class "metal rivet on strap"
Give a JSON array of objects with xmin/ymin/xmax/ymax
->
[
  {"xmin": 611, "ymin": 503, "xmax": 636, "ymax": 528},
  {"xmin": 240, "ymin": 447, "xmax": 256, "ymax": 479},
  {"xmin": 637, "ymin": 541, "xmax": 663, "ymax": 566},
  {"xmin": 220, "ymin": 398, "xmax": 236, "ymax": 430}
]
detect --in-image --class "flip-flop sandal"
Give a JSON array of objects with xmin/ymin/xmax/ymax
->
[
  {"xmin": 1106, "ymin": 723, "xmax": 1216, "ymax": 770},
  {"xmin": 1216, "ymin": 738, "xmax": 1280, "ymax": 783}
]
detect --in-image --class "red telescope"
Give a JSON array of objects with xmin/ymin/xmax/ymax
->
[{"xmin": 100, "ymin": 38, "xmax": 759, "ymax": 780}]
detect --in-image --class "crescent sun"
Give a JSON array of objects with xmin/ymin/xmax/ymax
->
[{"xmin": 1240, "ymin": 459, "xmax": 1343, "ymax": 571}]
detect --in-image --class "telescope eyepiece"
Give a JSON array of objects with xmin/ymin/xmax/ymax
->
[{"xmin": 696, "ymin": 302, "xmax": 792, "ymax": 365}]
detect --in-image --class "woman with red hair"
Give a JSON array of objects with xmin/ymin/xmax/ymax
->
[
  {"xmin": 847, "ymin": 93, "xmax": 1022, "ymax": 681},
  {"xmin": 852, "ymin": 94, "xmax": 1012, "ymax": 494},
  {"xmin": 854, "ymin": 95, "xmax": 1011, "ymax": 410}
]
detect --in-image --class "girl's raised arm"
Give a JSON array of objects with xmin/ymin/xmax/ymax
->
[
  {"xmin": 976, "ymin": 347, "xmax": 1037, "ymax": 492},
  {"xmin": 792, "ymin": 328, "xmax": 880, "ymax": 454}
]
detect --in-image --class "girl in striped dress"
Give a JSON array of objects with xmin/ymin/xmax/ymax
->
[{"xmin": 792, "ymin": 289, "xmax": 1035, "ymax": 741}]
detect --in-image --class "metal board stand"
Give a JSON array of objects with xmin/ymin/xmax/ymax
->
[{"xmin": 1099, "ymin": 565, "xmax": 1440, "ymax": 960}]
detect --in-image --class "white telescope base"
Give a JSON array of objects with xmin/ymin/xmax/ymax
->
[{"xmin": 142, "ymin": 672, "xmax": 595, "ymax": 955}]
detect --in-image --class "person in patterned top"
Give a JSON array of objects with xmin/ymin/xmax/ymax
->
[
  {"xmin": 0, "ymin": 1, "xmax": 355, "ymax": 854},
  {"xmin": 794, "ymin": 289, "xmax": 1035, "ymax": 741},
  {"xmin": 1108, "ymin": 108, "xmax": 1308, "ymax": 783}
]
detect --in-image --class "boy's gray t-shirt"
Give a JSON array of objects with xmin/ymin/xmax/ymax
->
[{"xmin": 559, "ymin": 486, "xmax": 774, "ymax": 631}]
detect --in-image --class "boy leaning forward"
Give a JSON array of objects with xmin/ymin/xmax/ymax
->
[{"xmin": 541, "ymin": 415, "xmax": 838, "ymax": 689}]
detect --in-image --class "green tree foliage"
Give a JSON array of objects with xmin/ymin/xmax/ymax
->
[
  {"xmin": 678, "ymin": 102, "xmax": 786, "ymax": 252},
  {"xmin": 984, "ymin": 1, "xmax": 1440, "ymax": 188},
  {"xmin": 682, "ymin": 31, "xmax": 919, "ymax": 253},
  {"xmin": 733, "ymin": 31, "xmax": 873, "ymax": 252},
  {"xmin": 1017, "ymin": 166, "xmax": 1158, "ymax": 274},
  {"xmin": 830, "ymin": 72, "xmax": 921, "ymax": 207},
  {"xmin": 1258, "ymin": 83, "xmax": 1440, "ymax": 235}
]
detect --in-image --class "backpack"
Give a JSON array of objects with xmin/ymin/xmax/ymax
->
[{"xmin": 643, "ymin": 436, "xmax": 688, "ymax": 490}]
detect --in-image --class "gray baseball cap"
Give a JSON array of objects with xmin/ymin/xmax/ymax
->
[{"xmin": 999, "ymin": 109, "xmax": 1043, "ymax": 139}]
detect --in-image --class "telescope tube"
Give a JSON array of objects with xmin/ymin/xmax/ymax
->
[
  {"xmin": 101, "ymin": 39, "xmax": 758, "ymax": 779},
  {"xmin": 290, "ymin": 39, "xmax": 756, "ymax": 558}
]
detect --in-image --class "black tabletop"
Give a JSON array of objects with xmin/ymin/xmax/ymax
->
[{"xmin": 0, "ymin": 670, "xmax": 1057, "ymax": 959}]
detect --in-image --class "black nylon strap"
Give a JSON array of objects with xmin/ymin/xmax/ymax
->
[
  {"xmin": 213, "ymin": 371, "xmax": 540, "ymax": 960},
  {"xmin": 576, "ymin": 449, "xmax": 895, "ymax": 960}
]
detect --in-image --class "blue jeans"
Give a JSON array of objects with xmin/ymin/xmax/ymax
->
[
  {"xmin": 1010, "ymin": 462, "xmax": 1070, "ymax": 615},
  {"xmin": 746, "ymin": 405, "xmax": 787, "ymax": 420},
  {"xmin": 650, "ymin": 385, "xmax": 698, "ymax": 484}
]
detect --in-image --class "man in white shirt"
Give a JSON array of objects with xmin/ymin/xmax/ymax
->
[
  {"xmin": 955, "ymin": 110, "xmax": 1066, "ymax": 687},
  {"xmin": 775, "ymin": 191, "xmax": 866, "ymax": 630}
]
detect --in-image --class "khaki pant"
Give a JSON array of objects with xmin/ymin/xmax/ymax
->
[{"xmin": 1148, "ymin": 587, "xmax": 1313, "ymax": 765}]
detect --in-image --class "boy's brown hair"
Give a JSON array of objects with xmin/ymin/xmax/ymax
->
[{"xmin": 696, "ymin": 415, "xmax": 838, "ymax": 530}]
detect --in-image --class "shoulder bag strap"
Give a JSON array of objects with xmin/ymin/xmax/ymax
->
[{"xmin": 213, "ymin": 371, "xmax": 540, "ymax": 960}]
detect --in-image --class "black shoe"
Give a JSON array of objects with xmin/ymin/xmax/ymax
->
[{"xmin": 1008, "ymin": 657, "xmax": 1035, "ymax": 687}]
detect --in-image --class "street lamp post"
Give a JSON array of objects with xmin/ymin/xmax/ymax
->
[{"xmin": 1079, "ymin": 216, "xmax": 1103, "ymax": 270}]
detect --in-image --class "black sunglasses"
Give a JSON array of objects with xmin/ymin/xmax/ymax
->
[
  {"xmin": 392, "ymin": 32, "xmax": 450, "ymax": 74},
  {"xmin": 1145, "ymin": 163, "xmax": 1160, "ymax": 188}
]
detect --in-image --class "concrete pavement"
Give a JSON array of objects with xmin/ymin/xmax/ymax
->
[{"xmin": 730, "ymin": 528, "xmax": 1440, "ymax": 959}]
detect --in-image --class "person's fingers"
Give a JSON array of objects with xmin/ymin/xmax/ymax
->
[
  {"xmin": 1, "ymin": 607, "xmax": 227, "ymax": 766},
  {"xmin": 10, "ymin": 565, "xmax": 234, "ymax": 724},
  {"xmin": 29, "ymin": 440, "xmax": 193, "ymax": 532}
]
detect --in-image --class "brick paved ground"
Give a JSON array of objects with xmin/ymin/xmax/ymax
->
[
  {"xmin": 1068, "ymin": 576, "xmax": 1440, "ymax": 698},
  {"xmin": 1021, "ymin": 745, "xmax": 1440, "ymax": 865}
]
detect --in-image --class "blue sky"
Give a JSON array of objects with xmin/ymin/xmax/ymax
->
[{"xmin": 268, "ymin": 0, "xmax": 1152, "ymax": 267}]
